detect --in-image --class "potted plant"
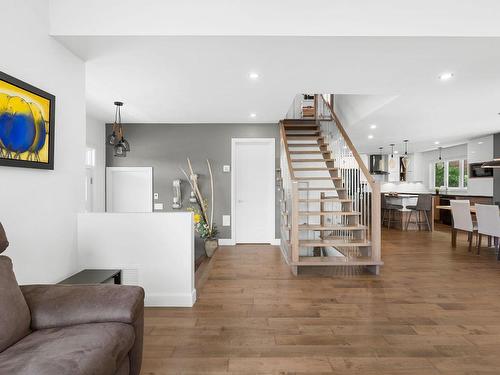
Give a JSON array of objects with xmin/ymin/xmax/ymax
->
[{"xmin": 181, "ymin": 158, "xmax": 219, "ymax": 257}]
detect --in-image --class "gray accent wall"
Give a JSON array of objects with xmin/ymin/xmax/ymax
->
[
  {"xmin": 495, "ymin": 133, "xmax": 500, "ymax": 205},
  {"xmin": 106, "ymin": 123, "xmax": 280, "ymax": 244}
]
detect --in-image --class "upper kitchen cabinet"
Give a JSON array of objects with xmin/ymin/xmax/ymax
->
[{"xmin": 468, "ymin": 135, "xmax": 493, "ymax": 163}]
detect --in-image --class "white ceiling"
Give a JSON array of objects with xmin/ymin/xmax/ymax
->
[
  {"xmin": 57, "ymin": 36, "xmax": 500, "ymax": 153},
  {"xmin": 50, "ymin": 0, "xmax": 500, "ymax": 37}
]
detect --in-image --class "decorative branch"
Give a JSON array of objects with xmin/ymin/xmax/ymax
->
[{"xmin": 206, "ymin": 159, "xmax": 214, "ymax": 232}]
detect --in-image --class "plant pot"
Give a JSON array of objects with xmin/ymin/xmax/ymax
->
[{"xmin": 204, "ymin": 239, "xmax": 218, "ymax": 258}]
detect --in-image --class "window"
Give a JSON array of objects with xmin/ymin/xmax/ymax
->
[
  {"xmin": 448, "ymin": 160, "xmax": 460, "ymax": 188},
  {"xmin": 463, "ymin": 159, "xmax": 468, "ymax": 187},
  {"xmin": 434, "ymin": 162, "xmax": 445, "ymax": 188},
  {"xmin": 432, "ymin": 159, "xmax": 468, "ymax": 189}
]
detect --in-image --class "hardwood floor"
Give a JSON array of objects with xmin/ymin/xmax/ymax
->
[{"xmin": 142, "ymin": 226, "xmax": 500, "ymax": 374}]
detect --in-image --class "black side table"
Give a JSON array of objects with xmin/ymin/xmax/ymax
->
[{"xmin": 59, "ymin": 269, "xmax": 122, "ymax": 285}]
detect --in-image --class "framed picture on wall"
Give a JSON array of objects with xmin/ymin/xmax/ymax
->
[{"xmin": 0, "ymin": 71, "xmax": 55, "ymax": 170}]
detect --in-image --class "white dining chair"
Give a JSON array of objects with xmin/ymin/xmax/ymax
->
[
  {"xmin": 475, "ymin": 204, "xmax": 500, "ymax": 259},
  {"xmin": 450, "ymin": 200, "xmax": 476, "ymax": 252}
]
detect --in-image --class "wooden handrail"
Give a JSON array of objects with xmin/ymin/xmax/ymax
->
[
  {"xmin": 316, "ymin": 95, "xmax": 376, "ymax": 189},
  {"xmin": 279, "ymin": 121, "xmax": 297, "ymax": 181}
]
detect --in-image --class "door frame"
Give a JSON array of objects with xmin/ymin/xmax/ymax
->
[
  {"xmin": 231, "ymin": 138, "xmax": 275, "ymax": 244},
  {"xmin": 106, "ymin": 166, "xmax": 154, "ymax": 213}
]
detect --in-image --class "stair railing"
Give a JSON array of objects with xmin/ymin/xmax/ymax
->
[
  {"xmin": 315, "ymin": 94, "xmax": 381, "ymax": 266},
  {"xmin": 279, "ymin": 121, "xmax": 300, "ymax": 265}
]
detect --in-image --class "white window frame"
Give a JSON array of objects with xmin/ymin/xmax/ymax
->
[{"xmin": 431, "ymin": 159, "xmax": 467, "ymax": 190}]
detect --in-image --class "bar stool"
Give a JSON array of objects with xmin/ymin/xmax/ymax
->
[
  {"xmin": 405, "ymin": 194, "xmax": 432, "ymax": 231},
  {"xmin": 382, "ymin": 194, "xmax": 403, "ymax": 229}
]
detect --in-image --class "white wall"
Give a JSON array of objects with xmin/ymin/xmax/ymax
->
[
  {"xmin": 86, "ymin": 115, "xmax": 106, "ymax": 212},
  {"xmin": 77, "ymin": 213, "xmax": 196, "ymax": 307},
  {"xmin": 1, "ymin": 0, "xmax": 85, "ymax": 283}
]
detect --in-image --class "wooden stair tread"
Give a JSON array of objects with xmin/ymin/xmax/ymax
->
[
  {"xmin": 282, "ymin": 119, "xmax": 317, "ymax": 124},
  {"xmin": 292, "ymin": 257, "xmax": 383, "ymax": 266},
  {"xmin": 287, "ymin": 136, "xmax": 324, "ymax": 140},
  {"xmin": 297, "ymin": 224, "xmax": 366, "ymax": 230},
  {"xmin": 298, "ymin": 197, "xmax": 350, "ymax": 202},
  {"xmin": 299, "ymin": 211, "xmax": 361, "ymax": 216},
  {"xmin": 287, "ymin": 143, "xmax": 323, "ymax": 147},
  {"xmin": 298, "ymin": 239, "xmax": 371, "ymax": 247},
  {"xmin": 284, "ymin": 127, "xmax": 319, "ymax": 131},
  {"xmin": 290, "ymin": 151, "xmax": 330, "ymax": 154},
  {"xmin": 292, "ymin": 158, "xmax": 334, "ymax": 163},
  {"xmin": 296, "ymin": 177, "xmax": 341, "ymax": 181},
  {"xmin": 293, "ymin": 167, "xmax": 337, "ymax": 171},
  {"xmin": 298, "ymin": 187, "xmax": 344, "ymax": 191}
]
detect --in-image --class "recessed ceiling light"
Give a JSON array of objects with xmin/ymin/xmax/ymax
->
[
  {"xmin": 370, "ymin": 124, "xmax": 377, "ymax": 129},
  {"xmin": 478, "ymin": 141, "xmax": 483, "ymax": 145},
  {"xmin": 368, "ymin": 135, "xmax": 374, "ymax": 139},
  {"xmin": 434, "ymin": 141, "xmax": 440, "ymax": 145},
  {"xmin": 438, "ymin": 72, "xmax": 454, "ymax": 81},
  {"xmin": 250, "ymin": 113, "xmax": 257, "ymax": 118},
  {"xmin": 248, "ymin": 72, "xmax": 259, "ymax": 80}
]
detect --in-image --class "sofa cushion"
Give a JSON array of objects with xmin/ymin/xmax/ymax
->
[
  {"xmin": 0, "ymin": 256, "xmax": 31, "ymax": 352},
  {"xmin": 0, "ymin": 322, "xmax": 135, "ymax": 375}
]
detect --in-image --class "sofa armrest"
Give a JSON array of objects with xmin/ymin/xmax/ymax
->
[{"xmin": 21, "ymin": 284, "xmax": 144, "ymax": 330}]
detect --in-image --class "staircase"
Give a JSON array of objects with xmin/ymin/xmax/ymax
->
[{"xmin": 279, "ymin": 95, "xmax": 382, "ymax": 275}]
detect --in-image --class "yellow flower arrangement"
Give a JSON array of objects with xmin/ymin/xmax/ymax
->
[{"xmin": 193, "ymin": 214, "xmax": 201, "ymax": 223}]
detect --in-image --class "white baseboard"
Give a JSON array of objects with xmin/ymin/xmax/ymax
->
[
  {"xmin": 218, "ymin": 238, "xmax": 236, "ymax": 246},
  {"xmin": 270, "ymin": 238, "xmax": 281, "ymax": 246},
  {"xmin": 145, "ymin": 289, "xmax": 196, "ymax": 307}
]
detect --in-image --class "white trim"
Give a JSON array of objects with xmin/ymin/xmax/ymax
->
[
  {"xmin": 271, "ymin": 239, "xmax": 281, "ymax": 246},
  {"xmin": 231, "ymin": 138, "xmax": 275, "ymax": 244},
  {"xmin": 145, "ymin": 289, "xmax": 196, "ymax": 307},
  {"xmin": 218, "ymin": 238, "xmax": 236, "ymax": 246}
]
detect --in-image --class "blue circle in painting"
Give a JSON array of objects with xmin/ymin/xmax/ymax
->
[{"xmin": 0, "ymin": 113, "xmax": 36, "ymax": 153}]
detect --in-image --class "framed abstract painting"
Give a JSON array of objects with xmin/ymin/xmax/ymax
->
[{"xmin": 0, "ymin": 71, "xmax": 55, "ymax": 170}]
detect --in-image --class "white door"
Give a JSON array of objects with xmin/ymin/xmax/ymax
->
[
  {"xmin": 106, "ymin": 167, "xmax": 153, "ymax": 212},
  {"xmin": 232, "ymin": 138, "xmax": 275, "ymax": 243}
]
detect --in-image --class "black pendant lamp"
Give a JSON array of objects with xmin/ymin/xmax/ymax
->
[
  {"xmin": 403, "ymin": 140, "xmax": 409, "ymax": 158},
  {"xmin": 438, "ymin": 147, "xmax": 442, "ymax": 161},
  {"xmin": 106, "ymin": 101, "xmax": 130, "ymax": 157}
]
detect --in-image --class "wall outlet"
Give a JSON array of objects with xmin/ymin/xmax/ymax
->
[
  {"xmin": 222, "ymin": 215, "xmax": 231, "ymax": 226},
  {"xmin": 154, "ymin": 193, "xmax": 159, "ymax": 200},
  {"xmin": 154, "ymin": 203, "xmax": 164, "ymax": 210},
  {"xmin": 223, "ymin": 165, "xmax": 231, "ymax": 173}
]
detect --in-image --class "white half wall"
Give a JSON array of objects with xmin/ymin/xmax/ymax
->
[
  {"xmin": 1, "ymin": 0, "xmax": 85, "ymax": 284},
  {"xmin": 77, "ymin": 212, "xmax": 196, "ymax": 307}
]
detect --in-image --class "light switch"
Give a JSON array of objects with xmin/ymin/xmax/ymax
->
[
  {"xmin": 222, "ymin": 215, "xmax": 231, "ymax": 226},
  {"xmin": 223, "ymin": 165, "xmax": 231, "ymax": 173},
  {"xmin": 154, "ymin": 193, "xmax": 159, "ymax": 200},
  {"xmin": 154, "ymin": 203, "xmax": 164, "ymax": 210}
]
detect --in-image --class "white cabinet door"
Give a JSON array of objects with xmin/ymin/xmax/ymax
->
[
  {"xmin": 232, "ymin": 139, "xmax": 275, "ymax": 244},
  {"xmin": 106, "ymin": 167, "xmax": 153, "ymax": 213}
]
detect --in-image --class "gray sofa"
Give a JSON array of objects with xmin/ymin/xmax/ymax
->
[{"xmin": 0, "ymin": 222, "xmax": 144, "ymax": 375}]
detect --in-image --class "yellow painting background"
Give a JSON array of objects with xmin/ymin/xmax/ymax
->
[{"xmin": 0, "ymin": 79, "xmax": 51, "ymax": 163}]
